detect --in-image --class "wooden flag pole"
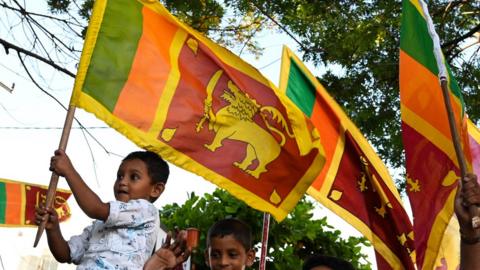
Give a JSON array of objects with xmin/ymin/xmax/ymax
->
[
  {"xmin": 439, "ymin": 78, "xmax": 480, "ymax": 229},
  {"xmin": 33, "ymin": 105, "xmax": 76, "ymax": 247},
  {"xmin": 418, "ymin": 0, "xmax": 480, "ymax": 229},
  {"xmin": 259, "ymin": 213, "xmax": 270, "ymax": 270}
]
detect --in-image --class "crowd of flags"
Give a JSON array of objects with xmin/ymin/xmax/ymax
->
[{"xmin": 1, "ymin": 0, "xmax": 477, "ymax": 269}]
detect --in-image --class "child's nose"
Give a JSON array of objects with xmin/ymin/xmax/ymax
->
[
  {"xmin": 117, "ymin": 177, "xmax": 128, "ymax": 186},
  {"xmin": 219, "ymin": 255, "xmax": 230, "ymax": 266}
]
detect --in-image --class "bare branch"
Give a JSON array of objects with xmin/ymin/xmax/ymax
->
[
  {"xmin": 0, "ymin": 1, "xmax": 84, "ymax": 28},
  {"xmin": 443, "ymin": 23, "xmax": 480, "ymax": 56},
  {"xmin": 11, "ymin": 0, "xmax": 82, "ymax": 58},
  {"xmin": 0, "ymin": 38, "xmax": 76, "ymax": 77},
  {"xmin": 250, "ymin": 2, "xmax": 322, "ymax": 55}
]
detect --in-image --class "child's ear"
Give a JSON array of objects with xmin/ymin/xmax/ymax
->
[
  {"xmin": 150, "ymin": 182, "xmax": 165, "ymax": 200},
  {"xmin": 245, "ymin": 249, "xmax": 255, "ymax": 267},
  {"xmin": 204, "ymin": 249, "xmax": 211, "ymax": 267}
]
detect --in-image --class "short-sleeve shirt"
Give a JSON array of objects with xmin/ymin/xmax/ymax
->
[{"xmin": 68, "ymin": 199, "xmax": 159, "ymax": 270}]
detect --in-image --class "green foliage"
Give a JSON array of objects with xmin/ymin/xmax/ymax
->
[
  {"xmin": 47, "ymin": 0, "xmax": 71, "ymax": 13},
  {"xmin": 160, "ymin": 189, "xmax": 371, "ymax": 270}
]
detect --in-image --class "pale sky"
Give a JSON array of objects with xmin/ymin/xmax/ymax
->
[{"xmin": 0, "ymin": 2, "xmax": 376, "ymax": 269}]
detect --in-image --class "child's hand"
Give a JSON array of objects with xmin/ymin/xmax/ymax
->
[
  {"xmin": 50, "ymin": 149, "xmax": 74, "ymax": 177},
  {"xmin": 143, "ymin": 230, "xmax": 191, "ymax": 270},
  {"xmin": 35, "ymin": 205, "xmax": 60, "ymax": 231}
]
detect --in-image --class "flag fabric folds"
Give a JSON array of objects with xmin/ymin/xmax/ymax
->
[
  {"xmin": 468, "ymin": 120, "xmax": 480, "ymax": 175},
  {"xmin": 71, "ymin": 0, "xmax": 324, "ymax": 221},
  {"xmin": 400, "ymin": 0, "xmax": 470, "ymax": 269},
  {"xmin": 0, "ymin": 178, "xmax": 71, "ymax": 227},
  {"xmin": 279, "ymin": 46, "xmax": 415, "ymax": 270}
]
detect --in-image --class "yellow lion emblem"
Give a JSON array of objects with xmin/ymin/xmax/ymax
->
[{"xmin": 196, "ymin": 70, "xmax": 294, "ymax": 179}]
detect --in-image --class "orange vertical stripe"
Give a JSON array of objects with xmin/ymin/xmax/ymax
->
[
  {"xmin": 5, "ymin": 183, "xmax": 22, "ymax": 224},
  {"xmin": 309, "ymin": 96, "xmax": 341, "ymax": 190},
  {"xmin": 400, "ymin": 50, "xmax": 462, "ymax": 140},
  {"xmin": 113, "ymin": 7, "xmax": 178, "ymax": 131}
]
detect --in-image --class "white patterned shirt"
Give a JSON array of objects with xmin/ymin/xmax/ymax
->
[{"xmin": 68, "ymin": 199, "xmax": 159, "ymax": 270}]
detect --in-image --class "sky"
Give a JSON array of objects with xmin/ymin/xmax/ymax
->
[{"xmin": 0, "ymin": 2, "xmax": 376, "ymax": 269}]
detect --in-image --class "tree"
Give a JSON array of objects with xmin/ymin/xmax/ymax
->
[
  {"xmin": 160, "ymin": 189, "xmax": 371, "ymax": 270},
  {"xmin": 1, "ymin": 0, "xmax": 478, "ymax": 185}
]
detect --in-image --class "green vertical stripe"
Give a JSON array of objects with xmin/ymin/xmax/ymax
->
[
  {"xmin": 0, "ymin": 182, "xmax": 6, "ymax": 223},
  {"xmin": 82, "ymin": 0, "xmax": 144, "ymax": 112},
  {"xmin": 400, "ymin": 0, "xmax": 438, "ymax": 75},
  {"xmin": 285, "ymin": 58, "xmax": 316, "ymax": 117}
]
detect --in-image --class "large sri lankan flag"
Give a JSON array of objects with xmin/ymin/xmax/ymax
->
[
  {"xmin": 70, "ymin": 0, "xmax": 325, "ymax": 221},
  {"xmin": 0, "ymin": 178, "xmax": 71, "ymax": 227},
  {"xmin": 279, "ymin": 46, "xmax": 415, "ymax": 270},
  {"xmin": 400, "ymin": 0, "xmax": 471, "ymax": 269}
]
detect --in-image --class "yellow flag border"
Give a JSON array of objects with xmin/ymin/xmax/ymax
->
[
  {"xmin": 71, "ymin": 0, "xmax": 107, "ymax": 103},
  {"xmin": 421, "ymin": 188, "xmax": 457, "ymax": 270}
]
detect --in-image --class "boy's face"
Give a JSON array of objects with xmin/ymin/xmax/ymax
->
[
  {"xmin": 205, "ymin": 235, "xmax": 255, "ymax": 270},
  {"xmin": 114, "ymin": 158, "xmax": 164, "ymax": 202}
]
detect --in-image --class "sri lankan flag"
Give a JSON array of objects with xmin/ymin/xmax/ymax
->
[
  {"xmin": 70, "ymin": 0, "xmax": 324, "ymax": 221},
  {"xmin": 279, "ymin": 46, "xmax": 415, "ymax": 270},
  {"xmin": 400, "ymin": 0, "xmax": 471, "ymax": 269},
  {"xmin": 0, "ymin": 178, "xmax": 71, "ymax": 227}
]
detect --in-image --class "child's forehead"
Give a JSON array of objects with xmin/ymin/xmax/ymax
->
[
  {"xmin": 119, "ymin": 158, "xmax": 148, "ymax": 170},
  {"xmin": 209, "ymin": 234, "xmax": 247, "ymax": 250}
]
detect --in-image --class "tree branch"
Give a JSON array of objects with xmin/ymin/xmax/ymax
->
[
  {"xmin": 11, "ymin": 0, "xmax": 82, "ymax": 57},
  {"xmin": 0, "ymin": 38, "xmax": 75, "ymax": 78},
  {"xmin": 0, "ymin": 1, "xmax": 84, "ymax": 28},
  {"xmin": 443, "ymin": 23, "xmax": 480, "ymax": 56},
  {"xmin": 250, "ymin": 2, "xmax": 322, "ymax": 55}
]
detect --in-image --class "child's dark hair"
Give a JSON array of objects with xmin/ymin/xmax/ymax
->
[
  {"xmin": 303, "ymin": 255, "xmax": 355, "ymax": 270},
  {"xmin": 207, "ymin": 218, "xmax": 252, "ymax": 251},
  {"xmin": 123, "ymin": 151, "xmax": 169, "ymax": 185}
]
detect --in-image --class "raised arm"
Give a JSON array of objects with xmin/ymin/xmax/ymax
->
[
  {"xmin": 50, "ymin": 149, "xmax": 109, "ymax": 221},
  {"xmin": 455, "ymin": 173, "xmax": 480, "ymax": 270}
]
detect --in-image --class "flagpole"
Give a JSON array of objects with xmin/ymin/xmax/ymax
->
[
  {"xmin": 259, "ymin": 213, "xmax": 270, "ymax": 270},
  {"xmin": 439, "ymin": 78, "xmax": 480, "ymax": 228},
  {"xmin": 33, "ymin": 105, "xmax": 76, "ymax": 247}
]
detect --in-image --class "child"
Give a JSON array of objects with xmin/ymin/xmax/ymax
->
[
  {"xmin": 144, "ymin": 218, "xmax": 255, "ymax": 270},
  {"xmin": 35, "ymin": 149, "xmax": 168, "ymax": 269},
  {"xmin": 205, "ymin": 218, "xmax": 255, "ymax": 270}
]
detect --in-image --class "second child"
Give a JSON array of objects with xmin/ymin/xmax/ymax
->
[{"xmin": 144, "ymin": 218, "xmax": 255, "ymax": 270}]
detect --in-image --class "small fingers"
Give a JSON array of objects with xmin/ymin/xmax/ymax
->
[
  {"xmin": 50, "ymin": 156, "xmax": 57, "ymax": 171},
  {"xmin": 464, "ymin": 173, "xmax": 478, "ymax": 184},
  {"xmin": 161, "ymin": 232, "xmax": 172, "ymax": 248},
  {"xmin": 176, "ymin": 247, "xmax": 191, "ymax": 264},
  {"xmin": 462, "ymin": 177, "xmax": 480, "ymax": 206}
]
